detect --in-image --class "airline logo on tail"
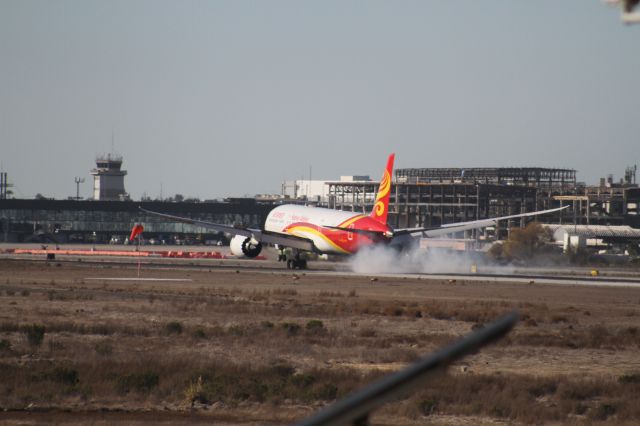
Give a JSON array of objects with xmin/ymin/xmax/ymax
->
[{"xmin": 370, "ymin": 153, "xmax": 395, "ymax": 225}]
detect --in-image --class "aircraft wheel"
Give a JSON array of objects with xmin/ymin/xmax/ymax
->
[{"xmin": 286, "ymin": 259, "xmax": 293, "ymax": 269}]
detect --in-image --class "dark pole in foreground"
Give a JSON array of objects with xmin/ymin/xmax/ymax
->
[{"xmin": 295, "ymin": 311, "xmax": 519, "ymax": 426}]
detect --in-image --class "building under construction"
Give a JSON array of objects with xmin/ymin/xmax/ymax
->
[{"xmin": 327, "ymin": 166, "xmax": 639, "ymax": 238}]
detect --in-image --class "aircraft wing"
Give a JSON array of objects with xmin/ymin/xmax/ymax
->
[
  {"xmin": 139, "ymin": 207, "xmax": 316, "ymax": 252},
  {"xmin": 394, "ymin": 205, "xmax": 569, "ymax": 238}
]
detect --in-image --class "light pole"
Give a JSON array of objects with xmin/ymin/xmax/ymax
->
[{"xmin": 74, "ymin": 177, "xmax": 85, "ymax": 200}]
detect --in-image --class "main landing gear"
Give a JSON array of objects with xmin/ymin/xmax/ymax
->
[
  {"xmin": 278, "ymin": 248, "xmax": 308, "ymax": 270},
  {"xmin": 286, "ymin": 255, "xmax": 308, "ymax": 270}
]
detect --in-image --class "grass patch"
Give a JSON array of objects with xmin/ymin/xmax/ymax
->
[
  {"xmin": 94, "ymin": 340, "xmax": 113, "ymax": 356},
  {"xmin": 116, "ymin": 371, "xmax": 160, "ymax": 394},
  {"xmin": 513, "ymin": 324, "xmax": 640, "ymax": 349},
  {"xmin": 1, "ymin": 357, "xmax": 640, "ymax": 423},
  {"xmin": 191, "ymin": 362, "xmax": 356, "ymax": 404}
]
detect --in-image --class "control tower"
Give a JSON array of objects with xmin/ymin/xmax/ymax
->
[{"xmin": 90, "ymin": 154, "xmax": 128, "ymax": 200}]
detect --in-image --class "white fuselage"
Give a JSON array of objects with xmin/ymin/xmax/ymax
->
[{"xmin": 265, "ymin": 204, "xmax": 364, "ymax": 254}]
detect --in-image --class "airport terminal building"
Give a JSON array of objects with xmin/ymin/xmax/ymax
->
[{"xmin": 0, "ymin": 198, "xmax": 271, "ymax": 244}]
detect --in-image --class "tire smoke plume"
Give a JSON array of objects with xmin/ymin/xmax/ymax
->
[{"xmin": 349, "ymin": 245, "xmax": 478, "ymax": 274}]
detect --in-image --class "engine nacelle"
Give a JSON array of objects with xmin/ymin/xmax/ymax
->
[{"xmin": 229, "ymin": 235, "xmax": 262, "ymax": 258}]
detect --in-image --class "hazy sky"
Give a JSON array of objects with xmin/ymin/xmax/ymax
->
[{"xmin": 1, "ymin": 1, "xmax": 639, "ymax": 200}]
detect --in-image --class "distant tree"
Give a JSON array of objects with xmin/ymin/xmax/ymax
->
[
  {"xmin": 487, "ymin": 241, "xmax": 505, "ymax": 260},
  {"xmin": 173, "ymin": 194, "xmax": 184, "ymax": 202},
  {"xmin": 502, "ymin": 222, "xmax": 554, "ymax": 260},
  {"xmin": 35, "ymin": 193, "xmax": 47, "ymax": 200}
]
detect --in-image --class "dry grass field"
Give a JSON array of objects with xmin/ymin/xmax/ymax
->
[{"xmin": 1, "ymin": 258, "xmax": 640, "ymax": 424}]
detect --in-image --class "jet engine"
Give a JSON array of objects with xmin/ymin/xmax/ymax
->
[{"xmin": 229, "ymin": 235, "xmax": 262, "ymax": 258}]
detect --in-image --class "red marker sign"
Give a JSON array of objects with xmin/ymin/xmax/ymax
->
[{"xmin": 129, "ymin": 224, "xmax": 144, "ymax": 241}]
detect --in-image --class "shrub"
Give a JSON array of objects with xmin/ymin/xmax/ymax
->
[
  {"xmin": 306, "ymin": 320, "xmax": 325, "ymax": 333},
  {"xmin": 590, "ymin": 403, "xmax": 616, "ymax": 421},
  {"xmin": 281, "ymin": 322, "xmax": 301, "ymax": 336},
  {"xmin": 192, "ymin": 328, "xmax": 206, "ymax": 339},
  {"xmin": 272, "ymin": 363, "xmax": 295, "ymax": 378},
  {"xmin": 23, "ymin": 324, "xmax": 45, "ymax": 347},
  {"xmin": 382, "ymin": 305, "xmax": 404, "ymax": 317},
  {"xmin": 166, "ymin": 321, "xmax": 183, "ymax": 335},
  {"xmin": 314, "ymin": 383, "xmax": 338, "ymax": 400},
  {"xmin": 49, "ymin": 367, "xmax": 79, "ymax": 385},
  {"xmin": 499, "ymin": 223, "xmax": 554, "ymax": 261},
  {"xmin": 228, "ymin": 325, "xmax": 245, "ymax": 336},
  {"xmin": 184, "ymin": 376, "xmax": 208, "ymax": 407},
  {"xmin": 33, "ymin": 366, "xmax": 79, "ymax": 386},
  {"xmin": 574, "ymin": 403, "xmax": 588, "ymax": 415},
  {"xmin": 290, "ymin": 373, "xmax": 315, "ymax": 388},
  {"xmin": 619, "ymin": 373, "xmax": 640, "ymax": 384},
  {"xmin": 419, "ymin": 399, "xmax": 438, "ymax": 416},
  {"xmin": 359, "ymin": 327, "xmax": 377, "ymax": 338},
  {"xmin": 588, "ymin": 325, "xmax": 610, "ymax": 348},
  {"xmin": 487, "ymin": 242, "xmax": 504, "ymax": 260},
  {"xmin": 117, "ymin": 371, "xmax": 159, "ymax": 393},
  {"xmin": 191, "ymin": 362, "xmax": 355, "ymax": 404},
  {"xmin": 0, "ymin": 339, "xmax": 11, "ymax": 352}
]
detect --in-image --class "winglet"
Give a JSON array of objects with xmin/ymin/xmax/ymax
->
[{"xmin": 369, "ymin": 153, "xmax": 395, "ymax": 225}]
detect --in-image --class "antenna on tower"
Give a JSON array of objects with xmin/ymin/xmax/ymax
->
[{"xmin": 74, "ymin": 177, "xmax": 85, "ymax": 200}]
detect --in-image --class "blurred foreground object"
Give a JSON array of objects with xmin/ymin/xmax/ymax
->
[
  {"xmin": 296, "ymin": 311, "xmax": 519, "ymax": 426},
  {"xmin": 604, "ymin": 0, "xmax": 640, "ymax": 24}
]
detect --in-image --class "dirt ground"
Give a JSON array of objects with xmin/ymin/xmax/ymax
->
[{"xmin": 1, "ymin": 257, "xmax": 640, "ymax": 424}]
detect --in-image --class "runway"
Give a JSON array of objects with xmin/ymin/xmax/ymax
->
[
  {"xmin": 335, "ymin": 271, "xmax": 640, "ymax": 288},
  {"xmin": 3, "ymin": 243, "xmax": 639, "ymax": 289}
]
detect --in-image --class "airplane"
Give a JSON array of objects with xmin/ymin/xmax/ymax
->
[{"xmin": 140, "ymin": 154, "xmax": 567, "ymax": 269}]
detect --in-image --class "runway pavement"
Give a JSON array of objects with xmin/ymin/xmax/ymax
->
[{"xmin": 2, "ymin": 243, "xmax": 639, "ymax": 288}]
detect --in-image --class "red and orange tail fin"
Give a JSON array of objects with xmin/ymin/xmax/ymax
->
[{"xmin": 370, "ymin": 153, "xmax": 395, "ymax": 225}]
